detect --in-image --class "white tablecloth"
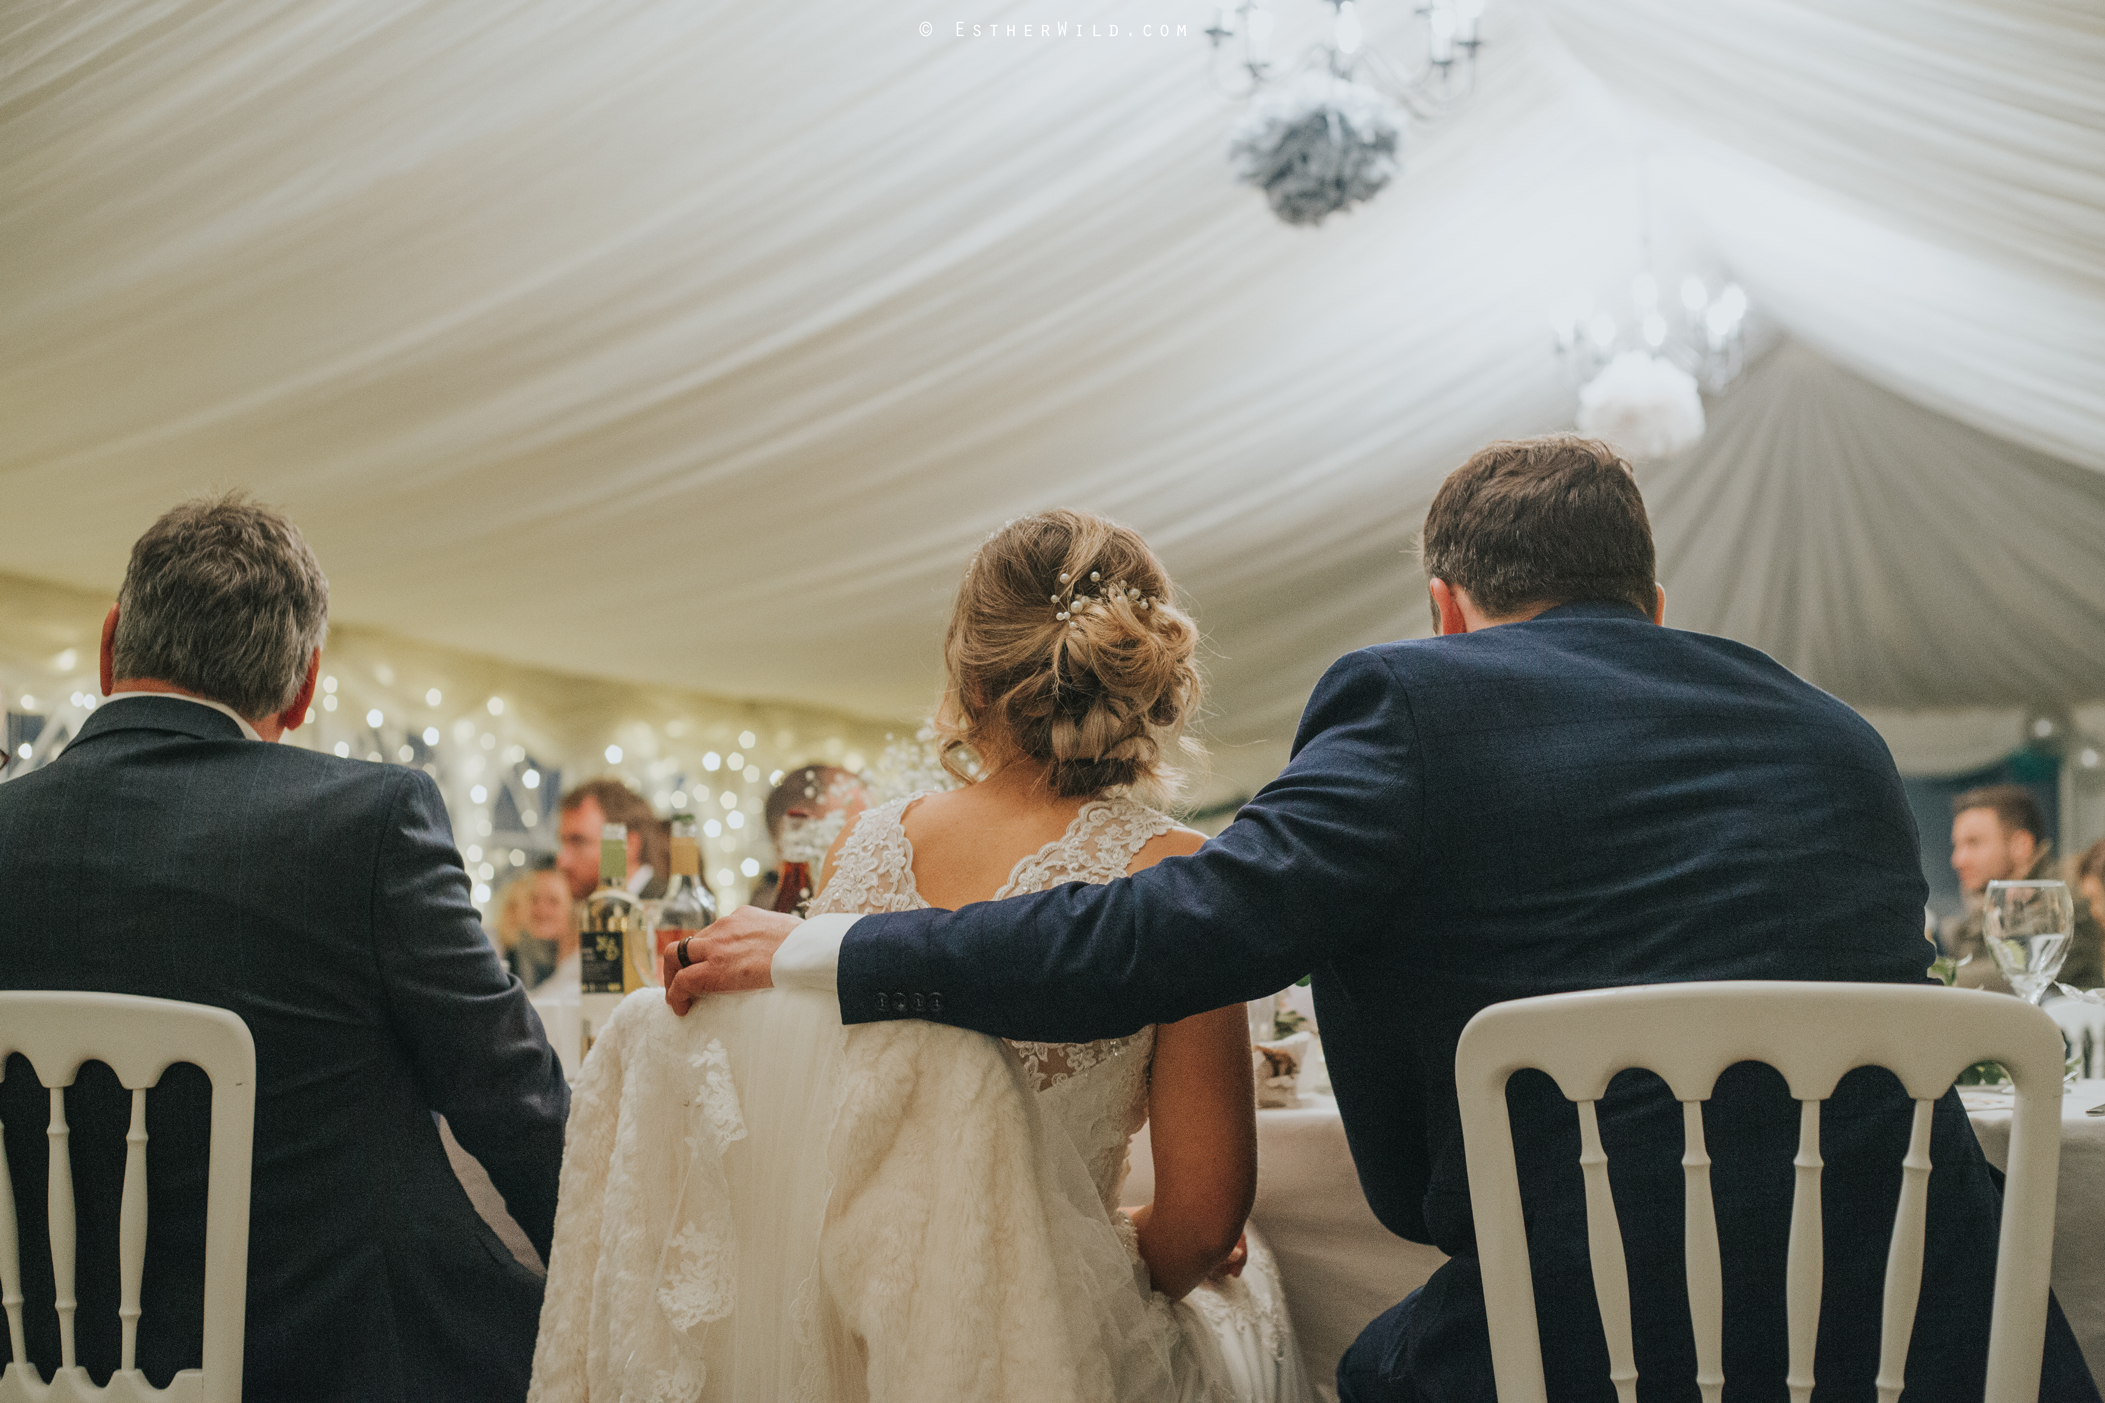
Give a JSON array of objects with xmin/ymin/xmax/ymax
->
[{"xmin": 1962, "ymin": 1078, "xmax": 2105, "ymax": 1383}]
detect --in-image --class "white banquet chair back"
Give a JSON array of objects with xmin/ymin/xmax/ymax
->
[
  {"xmin": 2047, "ymin": 995, "xmax": 2105, "ymax": 1078},
  {"xmin": 0, "ymin": 993, "xmax": 256, "ymax": 1403},
  {"xmin": 1454, "ymin": 981, "xmax": 2065, "ymax": 1403}
]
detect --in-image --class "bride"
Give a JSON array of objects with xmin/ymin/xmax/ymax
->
[
  {"xmin": 529, "ymin": 510, "xmax": 1312, "ymax": 1403},
  {"xmin": 809, "ymin": 509, "xmax": 1313, "ymax": 1401}
]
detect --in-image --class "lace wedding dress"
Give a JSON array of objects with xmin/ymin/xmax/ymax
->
[
  {"xmin": 529, "ymin": 794, "xmax": 1313, "ymax": 1403},
  {"xmin": 811, "ymin": 793, "xmax": 1316, "ymax": 1403}
]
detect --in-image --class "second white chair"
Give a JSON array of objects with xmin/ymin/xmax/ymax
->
[{"xmin": 1454, "ymin": 980, "xmax": 2064, "ymax": 1403}]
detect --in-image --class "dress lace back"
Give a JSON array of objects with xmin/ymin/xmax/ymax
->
[{"xmin": 810, "ymin": 793, "xmax": 1174, "ymax": 1208}]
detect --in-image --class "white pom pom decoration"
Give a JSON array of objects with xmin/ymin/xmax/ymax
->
[
  {"xmin": 1574, "ymin": 351, "xmax": 1707, "ymax": 461},
  {"xmin": 1227, "ymin": 74, "xmax": 1406, "ymax": 227}
]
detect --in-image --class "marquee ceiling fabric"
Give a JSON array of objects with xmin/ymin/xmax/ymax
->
[{"xmin": 1, "ymin": 0, "xmax": 2100, "ymax": 801}]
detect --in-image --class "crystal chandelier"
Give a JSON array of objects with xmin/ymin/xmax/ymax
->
[
  {"xmin": 1552, "ymin": 273, "xmax": 1750, "ymax": 461},
  {"xmin": 1553, "ymin": 274, "xmax": 1748, "ymax": 395},
  {"xmin": 1210, "ymin": 1, "xmax": 1485, "ymax": 225},
  {"xmin": 1206, "ymin": 0, "xmax": 1485, "ymax": 114}
]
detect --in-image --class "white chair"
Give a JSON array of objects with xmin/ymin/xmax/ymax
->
[
  {"xmin": 2047, "ymin": 994, "xmax": 2105, "ymax": 1078},
  {"xmin": 0, "ymin": 994, "xmax": 256, "ymax": 1403},
  {"xmin": 1455, "ymin": 981, "xmax": 2065, "ymax": 1403}
]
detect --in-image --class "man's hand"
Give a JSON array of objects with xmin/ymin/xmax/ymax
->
[{"xmin": 662, "ymin": 906, "xmax": 799, "ymax": 1014}]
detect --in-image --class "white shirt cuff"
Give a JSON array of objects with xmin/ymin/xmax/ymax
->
[{"xmin": 772, "ymin": 912, "xmax": 859, "ymax": 992}]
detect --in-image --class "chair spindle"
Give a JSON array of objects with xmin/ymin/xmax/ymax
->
[
  {"xmin": 1785, "ymin": 1097, "xmax": 1823, "ymax": 1403},
  {"xmin": 1576, "ymin": 1099, "xmax": 1639, "ymax": 1403},
  {"xmin": 47, "ymin": 1086, "xmax": 77, "ymax": 1371},
  {"xmin": 120, "ymin": 1085, "xmax": 150, "ymax": 1373},
  {"xmin": 1874, "ymin": 1098, "xmax": 1936, "ymax": 1403},
  {"xmin": 0, "ymin": 1100, "xmax": 25, "ymax": 1370},
  {"xmin": 1681, "ymin": 1100, "xmax": 1725, "ymax": 1403}
]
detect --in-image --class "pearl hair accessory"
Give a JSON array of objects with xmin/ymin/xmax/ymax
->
[{"xmin": 1053, "ymin": 568, "xmax": 1159, "ymax": 626}]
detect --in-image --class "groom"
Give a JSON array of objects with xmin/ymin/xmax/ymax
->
[{"xmin": 669, "ymin": 435, "xmax": 2098, "ymax": 1401}]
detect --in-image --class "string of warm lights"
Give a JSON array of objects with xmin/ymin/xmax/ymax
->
[{"xmin": 0, "ymin": 583, "xmax": 910, "ymax": 914}]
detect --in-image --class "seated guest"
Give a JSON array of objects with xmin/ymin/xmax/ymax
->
[
  {"xmin": 0, "ymin": 494, "xmax": 567, "ymax": 1402},
  {"xmin": 1944, "ymin": 783, "xmax": 2105, "ymax": 991},
  {"xmin": 677, "ymin": 436, "xmax": 2099, "ymax": 1402},
  {"xmin": 750, "ymin": 764, "xmax": 871, "ymax": 908},
  {"xmin": 555, "ymin": 777, "xmax": 668, "ymax": 900},
  {"xmin": 499, "ymin": 862, "xmax": 579, "ymax": 991},
  {"xmin": 488, "ymin": 868, "xmax": 537, "ymax": 972},
  {"xmin": 2081, "ymin": 838, "xmax": 2105, "ymax": 933}
]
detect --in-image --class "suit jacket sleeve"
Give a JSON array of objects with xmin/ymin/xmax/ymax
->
[
  {"xmin": 371, "ymin": 767, "xmax": 570, "ymax": 1258},
  {"xmin": 838, "ymin": 647, "xmax": 1426, "ymax": 1041}
]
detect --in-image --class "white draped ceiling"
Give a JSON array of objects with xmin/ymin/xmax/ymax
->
[{"xmin": 2, "ymin": 0, "xmax": 2100, "ymax": 801}]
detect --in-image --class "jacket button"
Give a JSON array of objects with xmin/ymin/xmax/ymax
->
[
  {"xmin": 912, "ymin": 992, "xmax": 926, "ymax": 1013},
  {"xmin": 875, "ymin": 992, "xmax": 888, "ymax": 1013}
]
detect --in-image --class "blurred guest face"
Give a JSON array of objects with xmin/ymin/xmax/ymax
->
[
  {"xmin": 2084, "ymin": 875, "xmax": 2105, "ymax": 930},
  {"xmin": 558, "ymin": 797, "xmax": 606, "ymax": 900},
  {"xmin": 1951, "ymin": 807, "xmax": 2036, "ymax": 895},
  {"xmin": 528, "ymin": 870, "xmax": 573, "ymax": 943}
]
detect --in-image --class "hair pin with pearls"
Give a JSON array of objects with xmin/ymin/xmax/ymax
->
[{"xmin": 1053, "ymin": 569, "xmax": 1157, "ymax": 627}]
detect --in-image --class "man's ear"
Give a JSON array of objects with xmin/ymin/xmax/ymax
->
[
  {"xmin": 276, "ymin": 648, "xmax": 321, "ymax": 732},
  {"xmin": 100, "ymin": 605, "xmax": 121, "ymax": 695},
  {"xmin": 1428, "ymin": 579, "xmax": 1469, "ymax": 637}
]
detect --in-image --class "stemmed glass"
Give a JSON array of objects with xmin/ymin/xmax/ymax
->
[{"xmin": 1985, "ymin": 879, "xmax": 2077, "ymax": 1005}]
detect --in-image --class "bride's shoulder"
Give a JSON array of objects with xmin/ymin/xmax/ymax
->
[
  {"xmin": 1127, "ymin": 817, "xmax": 1204, "ymax": 873},
  {"xmin": 1080, "ymin": 793, "xmax": 1205, "ymax": 874}
]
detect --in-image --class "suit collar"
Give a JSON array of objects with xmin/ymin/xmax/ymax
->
[{"xmin": 70, "ymin": 694, "xmax": 251, "ymax": 746}]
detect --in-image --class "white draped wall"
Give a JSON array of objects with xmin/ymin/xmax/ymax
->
[{"xmin": 1, "ymin": 0, "xmax": 2100, "ymax": 805}]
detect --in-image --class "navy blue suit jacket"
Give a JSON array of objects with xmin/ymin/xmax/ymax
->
[
  {"xmin": 0, "ymin": 697, "xmax": 567, "ymax": 1402},
  {"xmin": 836, "ymin": 602, "xmax": 2097, "ymax": 1400}
]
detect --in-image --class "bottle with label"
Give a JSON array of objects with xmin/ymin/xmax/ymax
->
[
  {"xmin": 580, "ymin": 823, "xmax": 641, "ymax": 995},
  {"xmin": 654, "ymin": 816, "xmax": 718, "ymax": 969}
]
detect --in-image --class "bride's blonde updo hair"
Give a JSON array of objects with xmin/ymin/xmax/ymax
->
[{"xmin": 936, "ymin": 510, "xmax": 1203, "ymax": 801}]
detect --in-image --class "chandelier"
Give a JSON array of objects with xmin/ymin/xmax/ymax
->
[
  {"xmin": 1210, "ymin": 0, "xmax": 1485, "ymax": 226},
  {"xmin": 1553, "ymin": 273, "xmax": 1750, "ymax": 460},
  {"xmin": 1206, "ymin": 0, "xmax": 1485, "ymax": 112}
]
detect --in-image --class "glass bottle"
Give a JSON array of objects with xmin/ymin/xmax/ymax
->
[
  {"xmin": 655, "ymin": 816, "xmax": 718, "ymax": 967},
  {"xmin": 580, "ymin": 822, "xmax": 642, "ymax": 994},
  {"xmin": 771, "ymin": 808, "xmax": 816, "ymax": 916}
]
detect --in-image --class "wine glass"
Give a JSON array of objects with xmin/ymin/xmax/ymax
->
[{"xmin": 1985, "ymin": 879, "xmax": 2077, "ymax": 1005}]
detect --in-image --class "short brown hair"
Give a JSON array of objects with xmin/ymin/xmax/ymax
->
[
  {"xmin": 113, "ymin": 491, "xmax": 330, "ymax": 720},
  {"xmin": 1953, "ymin": 783, "xmax": 2046, "ymax": 843},
  {"xmin": 937, "ymin": 510, "xmax": 1202, "ymax": 801},
  {"xmin": 1419, "ymin": 435, "xmax": 1656, "ymax": 618},
  {"xmin": 2079, "ymin": 838, "xmax": 2105, "ymax": 884},
  {"xmin": 560, "ymin": 778, "xmax": 668, "ymax": 876}
]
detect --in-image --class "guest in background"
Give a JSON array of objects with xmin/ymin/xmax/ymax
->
[
  {"xmin": 750, "ymin": 763, "xmax": 871, "ymax": 908},
  {"xmin": 487, "ymin": 869, "xmax": 536, "ymax": 968},
  {"xmin": 556, "ymin": 777, "xmax": 668, "ymax": 900},
  {"xmin": 497, "ymin": 862, "xmax": 578, "ymax": 991},
  {"xmin": 2080, "ymin": 837, "xmax": 2105, "ymax": 932},
  {"xmin": 1943, "ymin": 783, "xmax": 2105, "ymax": 991},
  {"xmin": 0, "ymin": 493, "xmax": 565, "ymax": 1402}
]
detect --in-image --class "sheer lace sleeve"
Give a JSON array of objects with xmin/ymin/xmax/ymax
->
[{"xmin": 806, "ymin": 796, "xmax": 927, "ymax": 918}]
